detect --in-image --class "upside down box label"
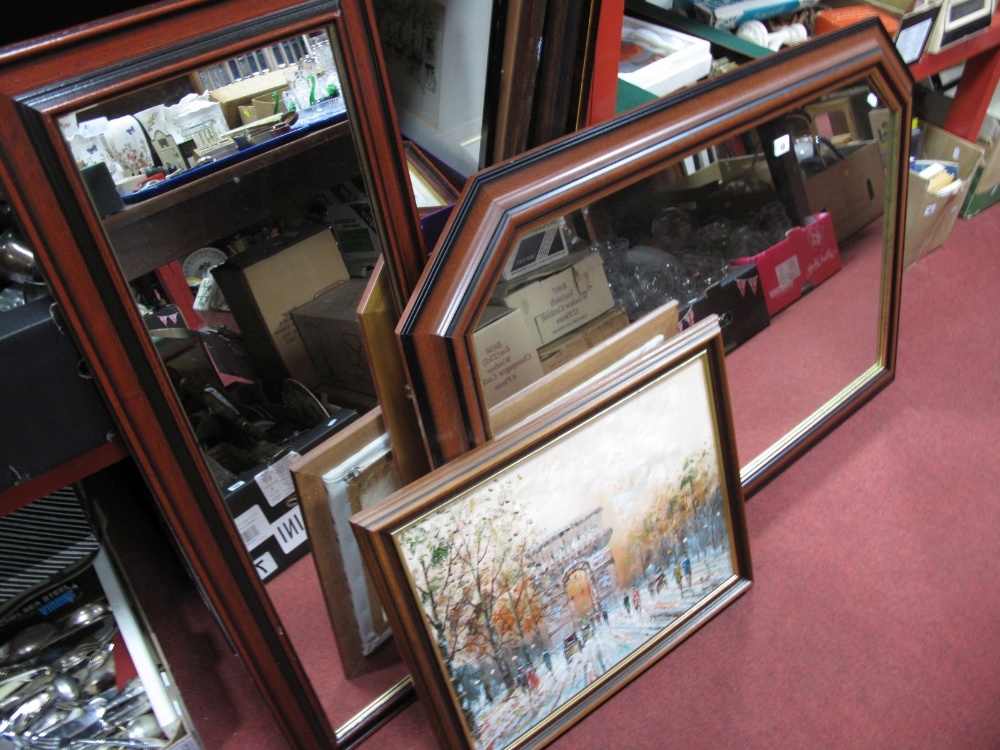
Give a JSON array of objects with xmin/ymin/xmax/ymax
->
[
  {"xmin": 473, "ymin": 305, "xmax": 545, "ymax": 408},
  {"xmin": 495, "ymin": 252, "xmax": 615, "ymax": 348}
]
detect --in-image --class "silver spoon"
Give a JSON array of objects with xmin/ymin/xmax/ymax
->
[
  {"xmin": 51, "ymin": 674, "xmax": 79, "ymax": 703},
  {"xmin": 0, "ymin": 670, "xmax": 56, "ymax": 713},
  {"xmin": 0, "ymin": 666, "xmax": 52, "ymax": 702},
  {"xmin": 124, "ymin": 713, "xmax": 167, "ymax": 747},
  {"xmin": 0, "ymin": 683, "xmax": 56, "ymax": 734},
  {"xmin": 8, "ymin": 622, "xmax": 57, "ymax": 662},
  {"xmin": 61, "ymin": 603, "xmax": 109, "ymax": 634}
]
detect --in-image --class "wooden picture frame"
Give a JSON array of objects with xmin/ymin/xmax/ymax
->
[
  {"xmin": 353, "ymin": 318, "xmax": 751, "ymax": 750},
  {"xmin": 291, "ymin": 408, "xmax": 405, "ymax": 677},
  {"xmin": 404, "ymin": 140, "xmax": 460, "ymax": 214},
  {"xmin": 488, "ymin": 300, "xmax": 679, "ymax": 437}
]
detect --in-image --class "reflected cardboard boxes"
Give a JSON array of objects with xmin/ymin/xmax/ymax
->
[
  {"xmin": 210, "ymin": 222, "xmax": 350, "ymax": 392},
  {"xmin": 492, "ymin": 252, "xmax": 616, "ymax": 348},
  {"xmin": 224, "ymin": 408, "xmax": 357, "ymax": 582},
  {"xmin": 473, "ymin": 252, "xmax": 618, "ymax": 408},
  {"xmin": 802, "ymin": 141, "xmax": 886, "ymax": 244},
  {"xmin": 473, "ymin": 306, "xmax": 546, "ymax": 409},
  {"xmin": 677, "ymin": 264, "xmax": 771, "ymax": 352},
  {"xmin": 292, "ymin": 279, "xmax": 376, "ymax": 397},
  {"xmin": 730, "ymin": 211, "xmax": 842, "ymax": 317}
]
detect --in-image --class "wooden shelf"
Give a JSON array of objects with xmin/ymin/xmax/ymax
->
[
  {"xmin": 104, "ymin": 118, "xmax": 359, "ymax": 281},
  {"xmin": 909, "ymin": 16, "xmax": 1000, "ymax": 142},
  {"xmin": 909, "ymin": 14, "xmax": 1000, "ymax": 80}
]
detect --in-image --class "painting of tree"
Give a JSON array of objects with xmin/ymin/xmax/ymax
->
[{"xmin": 377, "ymin": 352, "xmax": 750, "ymax": 750}]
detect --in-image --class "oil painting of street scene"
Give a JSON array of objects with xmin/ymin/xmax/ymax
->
[{"xmin": 395, "ymin": 357, "xmax": 738, "ymax": 750}]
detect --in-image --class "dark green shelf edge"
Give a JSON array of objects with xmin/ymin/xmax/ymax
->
[{"xmin": 625, "ymin": 0, "xmax": 774, "ymax": 60}]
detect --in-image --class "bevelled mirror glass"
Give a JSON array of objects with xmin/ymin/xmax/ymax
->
[
  {"xmin": 0, "ymin": 1, "xmax": 423, "ymax": 747},
  {"xmin": 397, "ymin": 22, "xmax": 911, "ymax": 497}
]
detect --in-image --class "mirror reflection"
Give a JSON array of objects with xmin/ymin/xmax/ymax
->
[
  {"xmin": 473, "ymin": 80, "xmax": 890, "ymax": 475},
  {"xmin": 60, "ymin": 25, "xmax": 408, "ymax": 741}
]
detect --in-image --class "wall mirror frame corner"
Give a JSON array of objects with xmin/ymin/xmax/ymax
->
[
  {"xmin": 397, "ymin": 20, "xmax": 914, "ymax": 497},
  {"xmin": 0, "ymin": 0, "xmax": 427, "ymax": 747}
]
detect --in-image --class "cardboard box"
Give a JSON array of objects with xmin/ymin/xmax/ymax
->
[
  {"xmin": 803, "ymin": 140, "xmax": 886, "ymax": 243},
  {"xmin": 472, "ymin": 305, "xmax": 546, "ymax": 408},
  {"xmin": 537, "ymin": 307, "xmax": 630, "ymax": 374},
  {"xmin": 677, "ymin": 263, "xmax": 771, "ymax": 352},
  {"xmin": 210, "ymin": 70, "xmax": 289, "ymax": 129},
  {"xmin": 730, "ymin": 212, "xmax": 841, "ymax": 317},
  {"xmin": 492, "ymin": 252, "xmax": 616, "ymax": 348},
  {"xmin": 224, "ymin": 408, "xmax": 357, "ymax": 582},
  {"xmin": 960, "ymin": 111, "xmax": 1000, "ymax": 218},
  {"xmin": 292, "ymin": 279, "xmax": 375, "ymax": 396},
  {"xmin": 904, "ymin": 122, "xmax": 984, "ymax": 266},
  {"xmin": 318, "ymin": 182, "xmax": 385, "ymax": 277},
  {"xmin": 210, "ymin": 223, "xmax": 350, "ymax": 392}
]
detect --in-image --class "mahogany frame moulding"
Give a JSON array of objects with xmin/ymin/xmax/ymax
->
[
  {"xmin": 397, "ymin": 21, "xmax": 913, "ymax": 497},
  {"xmin": 0, "ymin": 1, "xmax": 426, "ymax": 748}
]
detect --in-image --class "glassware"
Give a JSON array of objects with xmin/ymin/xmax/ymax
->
[
  {"xmin": 759, "ymin": 200, "xmax": 794, "ymax": 244},
  {"xmin": 650, "ymin": 206, "xmax": 694, "ymax": 245}
]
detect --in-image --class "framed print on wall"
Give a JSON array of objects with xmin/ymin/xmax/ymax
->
[{"xmin": 352, "ymin": 317, "xmax": 752, "ymax": 749}]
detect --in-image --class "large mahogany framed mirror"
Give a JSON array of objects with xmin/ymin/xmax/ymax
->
[
  {"xmin": 0, "ymin": 0, "xmax": 426, "ymax": 747},
  {"xmin": 398, "ymin": 21, "xmax": 912, "ymax": 496}
]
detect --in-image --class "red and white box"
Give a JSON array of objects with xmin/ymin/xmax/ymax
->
[{"xmin": 730, "ymin": 212, "xmax": 840, "ymax": 317}]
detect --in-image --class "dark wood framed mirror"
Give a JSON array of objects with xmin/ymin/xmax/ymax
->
[
  {"xmin": 0, "ymin": 0, "xmax": 426, "ymax": 747},
  {"xmin": 397, "ymin": 21, "xmax": 912, "ymax": 497}
]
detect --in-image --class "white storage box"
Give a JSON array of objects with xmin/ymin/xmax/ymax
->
[{"xmin": 618, "ymin": 16, "xmax": 713, "ymax": 97}]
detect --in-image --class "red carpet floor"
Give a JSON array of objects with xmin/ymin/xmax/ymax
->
[
  {"xmin": 190, "ymin": 205, "xmax": 1000, "ymax": 749},
  {"xmin": 366, "ymin": 207, "xmax": 1000, "ymax": 747}
]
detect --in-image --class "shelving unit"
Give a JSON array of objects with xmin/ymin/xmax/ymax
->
[
  {"xmin": 909, "ymin": 14, "xmax": 1000, "ymax": 140},
  {"xmin": 627, "ymin": 0, "xmax": 1000, "ymax": 141},
  {"xmin": 105, "ymin": 118, "xmax": 358, "ymax": 279}
]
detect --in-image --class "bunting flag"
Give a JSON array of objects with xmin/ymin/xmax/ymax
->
[
  {"xmin": 750, "ymin": 276, "xmax": 759, "ymax": 294},
  {"xmin": 158, "ymin": 312, "xmax": 180, "ymax": 327},
  {"xmin": 737, "ymin": 278, "xmax": 747, "ymax": 296}
]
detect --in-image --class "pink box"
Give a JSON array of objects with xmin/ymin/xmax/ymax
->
[{"xmin": 730, "ymin": 212, "xmax": 840, "ymax": 316}]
